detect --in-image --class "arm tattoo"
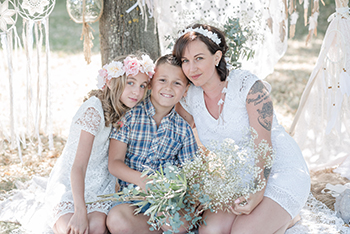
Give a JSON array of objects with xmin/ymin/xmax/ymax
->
[
  {"xmin": 247, "ymin": 81, "xmax": 273, "ymax": 131},
  {"xmin": 247, "ymin": 93, "xmax": 269, "ymax": 105},
  {"xmin": 257, "ymin": 101, "xmax": 273, "ymax": 131},
  {"xmin": 249, "ymin": 81, "xmax": 265, "ymax": 95},
  {"xmin": 247, "ymin": 81, "xmax": 268, "ymax": 106},
  {"xmin": 264, "ymin": 167, "xmax": 271, "ymax": 180}
]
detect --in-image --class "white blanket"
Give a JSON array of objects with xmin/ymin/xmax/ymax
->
[{"xmin": 1, "ymin": 176, "xmax": 349, "ymax": 234}]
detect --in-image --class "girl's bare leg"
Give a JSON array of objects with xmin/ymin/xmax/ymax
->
[
  {"xmin": 53, "ymin": 211, "xmax": 108, "ymax": 234},
  {"xmin": 53, "ymin": 213, "xmax": 73, "ymax": 234}
]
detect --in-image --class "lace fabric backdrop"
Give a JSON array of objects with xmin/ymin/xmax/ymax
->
[{"xmin": 155, "ymin": 0, "xmax": 288, "ymax": 79}]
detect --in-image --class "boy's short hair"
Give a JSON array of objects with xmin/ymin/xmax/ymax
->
[{"xmin": 155, "ymin": 54, "xmax": 181, "ymax": 68}]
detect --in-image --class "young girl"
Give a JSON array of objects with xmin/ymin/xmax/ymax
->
[{"xmin": 45, "ymin": 53, "xmax": 155, "ymax": 234}]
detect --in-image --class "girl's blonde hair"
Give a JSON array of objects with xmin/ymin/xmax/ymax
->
[{"xmin": 85, "ymin": 53, "xmax": 150, "ymax": 129}]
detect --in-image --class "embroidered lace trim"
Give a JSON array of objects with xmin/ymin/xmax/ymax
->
[{"xmin": 53, "ymin": 201, "xmax": 112, "ymax": 218}]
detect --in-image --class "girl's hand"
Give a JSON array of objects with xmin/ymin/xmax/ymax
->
[
  {"xmin": 66, "ymin": 211, "xmax": 89, "ymax": 234},
  {"xmin": 230, "ymin": 189, "xmax": 265, "ymax": 216}
]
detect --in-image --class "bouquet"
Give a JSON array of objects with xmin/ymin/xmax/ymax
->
[{"xmin": 95, "ymin": 128, "xmax": 274, "ymax": 233}]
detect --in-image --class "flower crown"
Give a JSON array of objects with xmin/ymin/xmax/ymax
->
[
  {"xmin": 97, "ymin": 55, "xmax": 155, "ymax": 90},
  {"xmin": 179, "ymin": 26, "xmax": 221, "ymax": 45}
]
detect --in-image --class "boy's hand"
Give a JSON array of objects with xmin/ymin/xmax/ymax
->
[{"xmin": 138, "ymin": 176, "xmax": 151, "ymax": 192}]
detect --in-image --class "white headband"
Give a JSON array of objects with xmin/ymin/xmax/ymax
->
[{"xmin": 179, "ymin": 26, "xmax": 222, "ymax": 45}]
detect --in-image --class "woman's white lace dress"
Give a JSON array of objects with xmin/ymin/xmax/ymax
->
[
  {"xmin": 180, "ymin": 70, "xmax": 311, "ymax": 218},
  {"xmin": 44, "ymin": 96, "xmax": 116, "ymax": 227}
]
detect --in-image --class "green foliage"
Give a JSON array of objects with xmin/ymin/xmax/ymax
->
[
  {"xmin": 97, "ymin": 163, "xmax": 203, "ymax": 233},
  {"xmin": 224, "ymin": 17, "xmax": 255, "ymax": 70}
]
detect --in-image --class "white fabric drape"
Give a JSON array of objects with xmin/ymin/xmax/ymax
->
[{"xmin": 290, "ymin": 5, "xmax": 350, "ymax": 176}]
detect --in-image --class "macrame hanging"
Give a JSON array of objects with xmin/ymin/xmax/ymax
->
[
  {"xmin": 0, "ymin": 0, "xmax": 21, "ymax": 158},
  {"xmin": 16, "ymin": 0, "xmax": 55, "ymax": 156},
  {"xmin": 66, "ymin": 0, "xmax": 103, "ymax": 64}
]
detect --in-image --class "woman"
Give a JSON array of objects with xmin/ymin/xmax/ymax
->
[{"xmin": 173, "ymin": 24, "xmax": 310, "ymax": 234}]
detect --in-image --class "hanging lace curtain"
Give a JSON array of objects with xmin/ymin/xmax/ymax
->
[{"xmin": 290, "ymin": 0, "xmax": 350, "ymax": 175}]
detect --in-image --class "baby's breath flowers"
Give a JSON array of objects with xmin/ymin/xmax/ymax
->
[
  {"xmin": 93, "ymin": 128, "xmax": 274, "ymax": 233},
  {"xmin": 183, "ymin": 127, "xmax": 275, "ymax": 213}
]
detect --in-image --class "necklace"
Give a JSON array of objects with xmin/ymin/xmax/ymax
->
[{"xmin": 203, "ymin": 80, "xmax": 228, "ymax": 122}]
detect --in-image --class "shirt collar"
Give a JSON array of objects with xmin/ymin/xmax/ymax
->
[
  {"xmin": 144, "ymin": 95, "xmax": 156, "ymax": 117},
  {"xmin": 144, "ymin": 95, "xmax": 176, "ymax": 119}
]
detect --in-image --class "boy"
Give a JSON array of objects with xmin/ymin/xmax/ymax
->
[{"xmin": 107, "ymin": 54, "xmax": 198, "ymax": 234}]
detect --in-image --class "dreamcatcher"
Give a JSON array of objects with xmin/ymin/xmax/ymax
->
[
  {"xmin": 66, "ymin": 0, "xmax": 103, "ymax": 64},
  {"xmin": 0, "ymin": 0, "xmax": 55, "ymax": 160}
]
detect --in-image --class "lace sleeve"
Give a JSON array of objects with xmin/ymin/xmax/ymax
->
[
  {"xmin": 237, "ymin": 70, "xmax": 260, "ymax": 103},
  {"xmin": 74, "ymin": 107, "xmax": 102, "ymax": 136}
]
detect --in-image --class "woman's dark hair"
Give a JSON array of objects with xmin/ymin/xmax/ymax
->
[{"xmin": 172, "ymin": 24, "xmax": 229, "ymax": 81}]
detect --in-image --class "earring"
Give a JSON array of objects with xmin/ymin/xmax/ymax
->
[{"xmin": 216, "ymin": 63, "xmax": 219, "ymax": 67}]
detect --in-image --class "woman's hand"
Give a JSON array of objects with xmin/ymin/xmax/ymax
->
[
  {"xmin": 230, "ymin": 189, "xmax": 265, "ymax": 216},
  {"xmin": 66, "ymin": 210, "xmax": 89, "ymax": 234}
]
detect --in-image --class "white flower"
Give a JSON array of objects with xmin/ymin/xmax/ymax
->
[
  {"xmin": 139, "ymin": 54, "xmax": 155, "ymax": 78},
  {"xmin": 105, "ymin": 61, "xmax": 125, "ymax": 79},
  {"xmin": 218, "ymin": 99, "xmax": 224, "ymax": 105},
  {"xmin": 0, "ymin": 0, "xmax": 16, "ymax": 32},
  {"xmin": 179, "ymin": 26, "xmax": 221, "ymax": 45}
]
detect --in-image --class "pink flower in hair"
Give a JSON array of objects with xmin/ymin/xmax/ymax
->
[
  {"xmin": 97, "ymin": 67, "xmax": 108, "ymax": 89},
  {"xmin": 124, "ymin": 56, "xmax": 141, "ymax": 77}
]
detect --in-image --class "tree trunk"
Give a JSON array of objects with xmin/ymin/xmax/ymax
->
[{"xmin": 99, "ymin": 0, "xmax": 160, "ymax": 65}]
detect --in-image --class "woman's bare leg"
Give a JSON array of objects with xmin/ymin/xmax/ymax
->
[
  {"xmin": 230, "ymin": 197, "xmax": 291, "ymax": 234},
  {"xmin": 53, "ymin": 213, "xmax": 73, "ymax": 234}
]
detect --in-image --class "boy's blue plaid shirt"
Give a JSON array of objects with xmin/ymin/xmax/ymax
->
[{"xmin": 110, "ymin": 96, "xmax": 198, "ymax": 191}]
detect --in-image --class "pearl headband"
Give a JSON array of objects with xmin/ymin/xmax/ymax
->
[{"xmin": 179, "ymin": 26, "xmax": 221, "ymax": 45}]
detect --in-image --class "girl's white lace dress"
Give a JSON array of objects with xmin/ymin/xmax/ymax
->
[
  {"xmin": 44, "ymin": 96, "xmax": 116, "ymax": 227},
  {"xmin": 180, "ymin": 70, "xmax": 311, "ymax": 218}
]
